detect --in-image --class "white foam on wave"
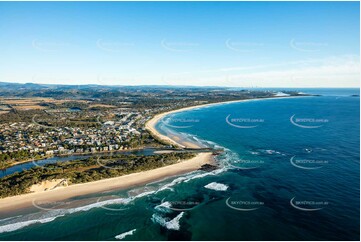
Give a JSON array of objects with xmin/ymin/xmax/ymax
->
[
  {"xmin": 0, "ymin": 177, "xmax": 186, "ymax": 234},
  {"xmin": 221, "ymin": 149, "xmax": 244, "ymax": 170},
  {"xmin": 0, "ymin": 216, "xmax": 60, "ymax": 234},
  {"xmin": 67, "ymin": 190, "xmax": 156, "ymax": 214},
  {"xmin": 204, "ymin": 182, "xmax": 228, "ymax": 191},
  {"xmin": 155, "ymin": 201, "xmax": 172, "ymax": 213},
  {"xmin": 151, "ymin": 212, "xmax": 184, "ymax": 230},
  {"xmin": 156, "ymin": 176, "xmax": 189, "ymax": 193},
  {"xmin": 200, "ymin": 139, "xmax": 223, "ymax": 150},
  {"xmin": 115, "ymin": 229, "xmax": 137, "ymax": 240},
  {"xmin": 260, "ymin": 149, "xmax": 286, "ymax": 156},
  {"xmin": 0, "ymin": 169, "xmax": 212, "ymax": 234},
  {"xmin": 155, "ymin": 163, "xmax": 226, "ymax": 193},
  {"xmin": 0, "ymin": 143, "xmax": 230, "ymax": 234},
  {"xmin": 0, "ymin": 190, "xmax": 155, "ymax": 234},
  {"xmin": 184, "ymin": 168, "xmax": 225, "ymax": 183},
  {"xmin": 0, "ymin": 215, "xmax": 22, "ymax": 223},
  {"xmin": 192, "ymin": 136, "xmax": 200, "ymax": 142}
]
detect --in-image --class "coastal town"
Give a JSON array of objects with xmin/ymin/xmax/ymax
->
[
  {"xmin": 0, "ymin": 109, "xmax": 150, "ymax": 159},
  {"xmin": 0, "ymin": 84, "xmax": 300, "ymax": 168}
]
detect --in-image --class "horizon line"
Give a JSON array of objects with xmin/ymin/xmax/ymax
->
[{"xmin": 0, "ymin": 81, "xmax": 359, "ymax": 89}]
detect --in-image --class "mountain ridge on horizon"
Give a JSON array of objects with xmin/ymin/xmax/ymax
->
[{"xmin": 0, "ymin": 81, "xmax": 358, "ymax": 90}]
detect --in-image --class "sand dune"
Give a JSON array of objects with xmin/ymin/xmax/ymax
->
[{"xmin": 0, "ymin": 152, "xmax": 213, "ymax": 212}]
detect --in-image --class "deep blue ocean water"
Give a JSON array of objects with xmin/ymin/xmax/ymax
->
[{"xmin": 0, "ymin": 89, "xmax": 359, "ymax": 240}]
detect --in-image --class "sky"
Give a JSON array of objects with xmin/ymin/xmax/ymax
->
[{"xmin": 0, "ymin": 1, "xmax": 359, "ymax": 88}]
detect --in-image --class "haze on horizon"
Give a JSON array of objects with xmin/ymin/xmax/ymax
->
[{"xmin": 0, "ymin": 1, "xmax": 359, "ymax": 88}]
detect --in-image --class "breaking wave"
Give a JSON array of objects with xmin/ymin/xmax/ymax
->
[
  {"xmin": 154, "ymin": 201, "xmax": 172, "ymax": 213},
  {"xmin": 204, "ymin": 182, "xmax": 229, "ymax": 191},
  {"xmin": 0, "ymin": 216, "xmax": 60, "ymax": 234},
  {"xmin": 0, "ymin": 141, "xmax": 232, "ymax": 234},
  {"xmin": 151, "ymin": 212, "xmax": 184, "ymax": 230},
  {"xmin": 115, "ymin": 229, "xmax": 136, "ymax": 240}
]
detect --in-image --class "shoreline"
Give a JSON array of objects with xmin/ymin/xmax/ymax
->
[
  {"xmin": 145, "ymin": 95, "xmax": 306, "ymax": 149},
  {"xmin": 0, "ymin": 152, "xmax": 214, "ymax": 213}
]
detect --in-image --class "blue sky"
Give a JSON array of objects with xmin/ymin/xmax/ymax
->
[{"xmin": 0, "ymin": 1, "xmax": 359, "ymax": 87}]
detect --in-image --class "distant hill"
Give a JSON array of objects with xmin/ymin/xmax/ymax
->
[{"xmin": 0, "ymin": 81, "xmax": 232, "ymax": 99}]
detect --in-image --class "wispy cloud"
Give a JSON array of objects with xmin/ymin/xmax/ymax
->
[{"xmin": 163, "ymin": 55, "xmax": 360, "ymax": 87}]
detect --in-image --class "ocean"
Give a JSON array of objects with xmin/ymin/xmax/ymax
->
[{"xmin": 0, "ymin": 89, "xmax": 359, "ymax": 240}]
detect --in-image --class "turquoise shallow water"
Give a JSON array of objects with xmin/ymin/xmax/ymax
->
[{"xmin": 0, "ymin": 89, "xmax": 359, "ymax": 240}]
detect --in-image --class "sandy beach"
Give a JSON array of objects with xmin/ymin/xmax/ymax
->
[
  {"xmin": 0, "ymin": 152, "xmax": 213, "ymax": 212},
  {"xmin": 145, "ymin": 96, "xmax": 300, "ymax": 148},
  {"xmin": 145, "ymin": 101, "xmax": 246, "ymax": 149}
]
